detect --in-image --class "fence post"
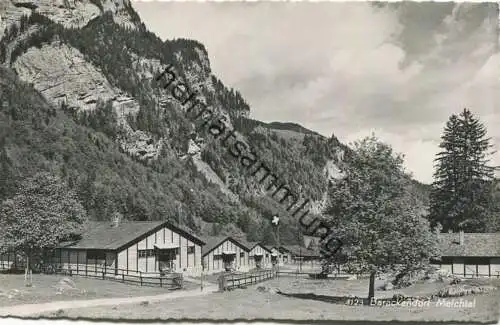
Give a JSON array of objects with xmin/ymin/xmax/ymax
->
[
  {"xmin": 122, "ymin": 271, "xmax": 125, "ymax": 283},
  {"xmin": 85, "ymin": 264, "xmax": 88, "ymax": 276},
  {"xmin": 102, "ymin": 271, "xmax": 105, "ymax": 280},
  {"xmin": 218, "ymin": 275, "xmax": 223, "ymax": 292},
  {"xmin": 140, "ymin": 272, "xmax": 143, "ymax": 286},
  {"xmin": 160, "ymin": 276, "xmax": 163, "ymax": 288}
]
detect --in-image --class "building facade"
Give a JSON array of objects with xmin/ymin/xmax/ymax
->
[
  {"xmin": 434, "ymin": 231, "xmax": 500, "ymax": 278},
  {"xmin": 278, "ymin": 247, "xmax": 292, "ymax": 264},
  {"xmin": 47, "ymin": 221, "xmax": 205, "ymax": 277},
  {"xmin": 245, "ymin": 242, "xmax": 272, "ymax": 269},
  {"xmin": 201, "ymin": 236, "xmax": 250, "ymax": 274},
  {"xmin": 265, "ymin": 246, "xmax": 283, "ymax": 266}
]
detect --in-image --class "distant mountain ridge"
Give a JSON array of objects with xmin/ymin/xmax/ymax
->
[{"xmin": 0, "ymin": 2, "xmax": 431, "ymax": 245}]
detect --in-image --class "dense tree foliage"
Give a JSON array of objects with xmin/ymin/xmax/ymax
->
[
  {"xmin": 62, "ymin": 99, "xmax": 121, "ymax": 139},
  {"xmin": 323, "ymin": 136, "xmax": 438, "ymax": 302},
  {"xmin": 429, "ymin": 109, "xmax": 496, "ymax": 232},
  {"xmin": 0, "ymin": 135, "xmax": 17, "ymax": 202},
  {"xmin": 0, "ymin": 172, "xmax": 87, "ymax": 284},
  {"xmin": 209, "ymin": 75, "xmax": 250, "ymax": 119}
]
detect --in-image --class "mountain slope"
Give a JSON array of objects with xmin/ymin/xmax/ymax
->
[{"xmin": 0, "ymin": 2, "xmax": 431, "ymax": 245}]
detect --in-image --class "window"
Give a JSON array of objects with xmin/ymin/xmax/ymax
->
[
  {"xmin": 240, "ymin": 252, "xmax": 245, "ymax": 258},
  {"xmin": 158, "ymin": 248, "xmax": 178, "ymax": 259},
  {"xmin": 138, "ymin": 249, "xmax": 155, "ymax": 258},
  {"xmin": 266, "ymin": 254, "xmax": 269, "ymax": 258},
  {"xmin": 214, "ymin": 254, "xmax": 222, "ymax": 260},
  {"xmin": 87, "ymin": 250, "xmax": 106, "ymax": 260},
  {"xmin": 187, "ymin": 246, "xmax": 195, "ymax": 254}
]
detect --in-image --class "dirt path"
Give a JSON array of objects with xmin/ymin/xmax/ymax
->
[{"xmin": 0, "ymin": 283, "xmax": 219, "ymax": 317}]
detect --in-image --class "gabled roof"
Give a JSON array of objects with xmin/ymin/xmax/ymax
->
[
  {"xmin": 264, "ymin": 245, "xmax": 279, "ymax": 252},
  {"xmin": 201, "ymin": 236, "xmax": 249, "ymax": 256},
  {"xmin": 438, "ymin": 233, "xmax": 500, "ymax": 257},
  {"xmin": 240, "ymin": 240, "xmax": 272, "ymax": 253},
  {"xmin": 58, "ymin": 221, "xmax": 205, "ymax": 251}
]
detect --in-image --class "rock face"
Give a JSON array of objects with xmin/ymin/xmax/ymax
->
[
  {"xmin": 12, "ymin": 40, "xmax": 162, "ymax": 161},
  {"xmin": 0, "ymin": 0, "xmax": 137, "ymax": 40},
  {"xmin": 13, "ymin": 41, "xmax": 137, "ymax": 115},
  {"xmin": 324, "ymin": 159, "xmax": 344, "ymax": 181}
]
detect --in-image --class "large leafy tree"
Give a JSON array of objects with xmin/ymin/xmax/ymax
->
[
  {"xmin": 430, "ymin": 109, "xmax": 496, "ymax": 232},
  {"xmin": 323, "ymin": 136, "xmax": 438, "ymax": 302},
  {"xmin": 0, "ymin": 172, "xmax": 87, "ymax": 285}
]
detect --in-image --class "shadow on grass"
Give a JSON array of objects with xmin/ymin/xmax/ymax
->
[{"xmin": 277, "ymin": 291, "xmax": 356, "ymax": 305}]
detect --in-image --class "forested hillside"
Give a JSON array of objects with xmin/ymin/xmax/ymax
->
[{"xmin": 0, "ymin": 1, "xmax": 432, "ymax": 246}]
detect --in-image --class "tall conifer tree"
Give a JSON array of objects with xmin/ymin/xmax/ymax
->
[{"xmin": 430, "ymin": 109, "xmax": 495, "ymax": 232}]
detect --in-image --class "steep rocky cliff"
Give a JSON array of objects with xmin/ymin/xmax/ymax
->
[{"xmin": 1, "ymin": 0, "xmax": 139, "ymax": 37}]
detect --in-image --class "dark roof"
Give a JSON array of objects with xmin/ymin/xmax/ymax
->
[
  {"xmin": 263, "ymin": 245, "xmax": 276, "ymax": 252},
  {"xmin": 240, "ymin": 240, "xmax": 272, "ymax": 253},
  {"xmin": 201, "ymin": 236, "xmax": 228, "ymax": 255},
  {"xmin": 438, "ymin": 233, "xmax": 500, "ymax": 257},
  {"xmin": 58, "ymin": 221, "xmax": 205, "ymax": 251},
  {"xmin": 280, "ymin": 245, "xmax": 321, "ymax": 258},
  {"xmin": 277, "ymin": 246, "xmax": 290, "ymax": 254},
  {"xmin": 201, "ymin": 236, "xmax": 249, "ymax": 256}
]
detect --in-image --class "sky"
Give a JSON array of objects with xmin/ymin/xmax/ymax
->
[{"xmin": 131, "ymin": 1, "xmax": 500, "ymax": 184}]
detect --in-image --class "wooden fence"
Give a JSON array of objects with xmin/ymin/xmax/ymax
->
[
  {"xmin": 219, "ymin": 269, "xmax": 277, "ymax": 291},
  {"xmin": 0, "ymin": 262, "xmax": 183, "ymax": 289}
]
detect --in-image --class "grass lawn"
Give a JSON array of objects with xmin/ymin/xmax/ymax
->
[
  {"xmin": 34, "ymin": 276, "xmax": 500, "ymax": 322},
  {"xmin": 0, "ymin": 274, "xmax": 189, "ymax": 307}
]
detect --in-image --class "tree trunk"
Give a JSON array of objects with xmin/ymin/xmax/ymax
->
[
  {"xmin": 367, "ymin": 271, "xmax": 376, "ymax": 303},
  {"xmin": 24, "ymin": 252, "xmax": 32, "ymax": 287}
]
